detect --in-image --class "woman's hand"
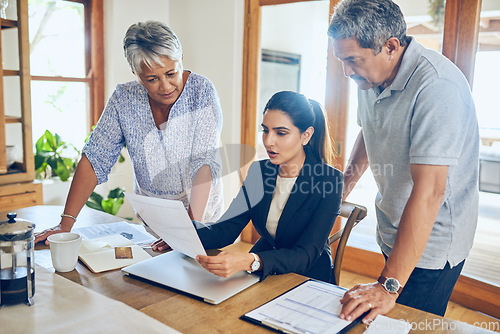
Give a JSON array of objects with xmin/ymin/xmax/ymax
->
[
  {"xmin": 151, "ymin": 238, "xmax": 172, "ymax": 251},
  {"xmin": 34, "ymin": 223, "xmax": 72, "ymax": 245},
  {"xmin": 196, "ymin": 251, "xmax": 255, "ymax": 278}
]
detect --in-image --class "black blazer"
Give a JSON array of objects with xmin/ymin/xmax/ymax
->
[{"xmin": 196, "ymin": 152, "xmax": 343, "ymax": 282}]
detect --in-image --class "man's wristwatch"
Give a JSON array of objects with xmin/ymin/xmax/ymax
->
[
  {"xmin": 248, "ymin": 253, "xmax": 261, "ymax": 273},
  {"xmin": 378, "ymin": 275, "xmax": 403, "ymax": 294}
]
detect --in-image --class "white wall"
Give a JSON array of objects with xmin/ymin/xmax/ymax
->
[
  {"xmin": 95, "ymin": 0, "xmax": 244, "ymax": 218},
  {"xmin": 104, "ymin": 0, "xmax": 171, "ymax": 92},
  {"xmin": 169, "ymin": 0, "xmax": 244, "ymax": 209},
  {"xmin": 260, "ymin": 1, "xmax": 330, "ymax": 108}
]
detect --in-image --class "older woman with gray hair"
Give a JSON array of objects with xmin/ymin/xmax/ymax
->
[{"xmin": 35, "ymin": 21, "xmax": 224, "ymax": 250}]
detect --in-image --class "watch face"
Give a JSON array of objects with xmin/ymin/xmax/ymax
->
[
  {"xmin": 251, "ymin": 260, "xmax": 260, "ymax": 271},
  {"xmin": 385, "ymin": 278, "xmax": 400, "ymax": 293}
]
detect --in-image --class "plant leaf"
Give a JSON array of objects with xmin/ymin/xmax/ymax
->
[
  {"xmin": 44, "ymin": 130, "xmax": 57, "ymax": 150},
  {"xmin": 54, "ymin": 159, "xmax": 70, "ymax": 181},
  {"xmin": 101, "ymin": 198, "xmax": 124, "ymax": 215},
  {"xmin": 34, "ymin": 153, "xmax": 46, "ymax": 169},
  {"xmin": 85, "ymin": 201, "xmax": 104, "ymax": 211},
  {"xmin": 89, "ymin": 192, "xmax": 104, "ymax": 205},
  {"xmin": 62, "ymin": 157, "xmax": 75, "ymax": 169},
  {"xmin": 35, "ymin": 135, "xmax": 45, "ymax": 153},
  {"xmin": 46, "ymin": 155, "xmax": 58, "ymax": 171},
  {"xmin": 35, "ymin": 162, "xmax": 48, "ymax": 174},
  {"xmin": 54, "ymin": 132, "xmax": 64, "ymax": 148},
  {"xmin": 108, "ymin": 187, "xmax": 125, "ymax": 199}
]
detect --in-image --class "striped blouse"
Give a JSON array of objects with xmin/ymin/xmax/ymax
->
[{"xmin": 83, "ymin": 72, "xmax": 224, "ymax": 222}]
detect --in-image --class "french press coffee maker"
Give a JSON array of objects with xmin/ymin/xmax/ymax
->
[{"xmin": 0, "ymin": 213, "xmax": 35, "ymax": 306}]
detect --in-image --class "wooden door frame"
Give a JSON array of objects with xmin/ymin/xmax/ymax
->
[
  {"xmin": 442, "ymin": 0, "xmax": 482, "ymax": 86},
  {"xmin": 240, "ymin": 0, "xmax": 344, "ymax": 166}
]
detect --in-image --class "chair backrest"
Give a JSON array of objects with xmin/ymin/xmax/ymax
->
[{"xmin": 329, "ymin": 201, "xmax": 367, "ymax": 286}]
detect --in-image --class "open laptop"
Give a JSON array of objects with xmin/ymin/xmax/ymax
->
[{"xmin": 122, "ymin": 250, "xmax": 260, "ymax": 305}]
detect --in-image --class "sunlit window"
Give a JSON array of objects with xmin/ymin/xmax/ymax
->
[{"xmin": 28, "ymin": 0, "xmax": 89, "ymax": 155}]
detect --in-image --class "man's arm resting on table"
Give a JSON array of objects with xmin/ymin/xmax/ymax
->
[
  {"xmin": 339, "ymin": 163, "xmax": 448, "ymax": 323},
  {"xmin": 343, "ymin": 130, "xmax": 369, "ymax": 201}
]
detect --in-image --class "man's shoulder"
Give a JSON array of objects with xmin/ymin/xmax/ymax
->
[{"xmin": 414, "ymin": 47, "xmax": 468, "ymax": 88}]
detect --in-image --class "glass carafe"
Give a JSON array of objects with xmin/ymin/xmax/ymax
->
[{"xmin": 0, "ymin": 213, "xmax": 35, "ymax": 306}]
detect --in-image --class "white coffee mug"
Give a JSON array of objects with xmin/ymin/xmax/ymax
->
[{"xmin": 48, "ymin": 232, "xmax": 82, "ymax": 272}]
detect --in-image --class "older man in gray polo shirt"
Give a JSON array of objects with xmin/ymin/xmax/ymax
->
[{"xmin": 328, "ymin": 0, "xmax": 479, "ymax": 323}]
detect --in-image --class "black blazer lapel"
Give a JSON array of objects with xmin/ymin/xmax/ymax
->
[{"xmin": 253, "ymin": 160, "xmax": 278, "ymax": 242}]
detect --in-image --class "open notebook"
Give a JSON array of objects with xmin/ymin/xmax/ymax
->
[{"xmin": 79, "ymin": 234, "xmax": 151, "ymax": 273}]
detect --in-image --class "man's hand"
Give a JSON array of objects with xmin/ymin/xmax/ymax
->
[
  {"xmin": 151, "ymin": 238, "xmax": 172, "ymax": 251},
  {"xmin": 34, "ymin": 223, "xmax": 72, "ymax": 245},
  {"xmin": 196, "ymin": 251, "xmax": 254, "ymax": 278},
  {"xmin": 339, "ymin": 282, "xmax": 398, "ymax": 324}
]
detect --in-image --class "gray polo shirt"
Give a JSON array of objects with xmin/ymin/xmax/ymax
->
[{"xmin": 358, "ymin": 37, "xmax": 479, "ymax": 269}]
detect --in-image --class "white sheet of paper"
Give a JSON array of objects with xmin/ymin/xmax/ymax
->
[
  {"xmin": 73, "ymin": 221, "xmax": 156, "ymax": 244},
  {"xmin": 124, "ymin": 192, "xmax": 207, "ymax": 258},
  {"xmin": 245, "ymin": 280, "xmax": 353, "ymax": 334},
  {"xmin": 363, "ymin": 315, "xmax": 411, "ymax": 334}
]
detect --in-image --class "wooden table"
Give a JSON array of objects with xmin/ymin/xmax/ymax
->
[{"xmin": 2, "ymin": 205, "xmax": 479, "ymax": 333}]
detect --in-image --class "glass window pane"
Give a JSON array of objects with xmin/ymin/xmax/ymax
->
[
  {"xmin": 467, "ymin": 0, "xmax": 500, "ymax": 286},
  {"xmin": 3, "ymin": 76, "xmax": 21, "ymax": 118},
  {"xmin": 257, "ymin": 1, "xmax": 330, "ymax": 159},
  {"xmin": 31, "ymin": 81, "xmax": 89, "ymax": 153},
  {"xmin": 403, "ymin": 0, "xmax": 446, "ymax": 51},
  {"xmin": 1, "ymin": 27, "xmax": 19, "ymax": 70},
  {"xmin": 473, "ymin": 0, "xmax": 500, "ymax": 138},
  {"xmin": 28, "ymin": 0, "xmax": 85, "ymax": 77},
  {"xmin": 5, "ymin": 123, "xmax": 25, "ymax": 172}
]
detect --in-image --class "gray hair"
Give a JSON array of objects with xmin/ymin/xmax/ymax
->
[
  {"xmin": 328, "ymin": 0, "xmax": 408, "ymax": 55},
  {"xmin": 123, "ymin": 21, "xmax": 183, "ymax": 74}
]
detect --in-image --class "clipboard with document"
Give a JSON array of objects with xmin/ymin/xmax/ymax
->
[{"xmin": 241, "ymin": 279, "xmax": 365, "ymax": 334}]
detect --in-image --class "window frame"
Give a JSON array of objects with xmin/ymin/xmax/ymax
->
[{"xmin": 29, "ymin": 0, "xmax": 104, "ymax": 128}]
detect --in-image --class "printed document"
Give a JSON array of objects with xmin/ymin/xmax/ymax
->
[
  {"xmin": 124, "ymin": 192, "xmax": 207, "ymax": 259},
  {"xmin": 244, "ymin": 280, "xmax": 354, "ymax": 334},
  {"xmin": 73, "ymin": 221, "xmax": 156, "ymax": 245}
]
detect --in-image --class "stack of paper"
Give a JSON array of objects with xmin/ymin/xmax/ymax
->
[{"xmin": 124, "ymin": 192, "xmax": 207, "ymax": 259}]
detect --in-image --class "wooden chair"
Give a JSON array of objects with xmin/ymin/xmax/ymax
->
[{"xmin": 329, "ymin": 201, "xmax": 368, "ymax": 286}]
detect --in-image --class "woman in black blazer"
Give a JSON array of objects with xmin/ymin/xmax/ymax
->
[{"xmin": 196, "ymin": 91, "xmax": 343, "ymax": 283}]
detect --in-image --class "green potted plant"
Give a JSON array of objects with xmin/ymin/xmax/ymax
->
[
  {"xmin": 34, "ymin": 130, "xmax": 80, "ymax": 181},
  {"xmin": 86, "ymin": 187, "xmax": 126, "ymax": 216}
]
